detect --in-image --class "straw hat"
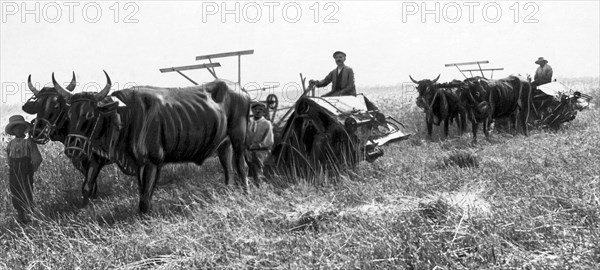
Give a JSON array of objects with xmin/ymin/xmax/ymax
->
[
  {"xmin": 535, "ymin": 57, "xmax": 548, "ymax": 64},
  {"xmin": 5, "ymin": 115, "xmax": 31, "ymax": 135}
]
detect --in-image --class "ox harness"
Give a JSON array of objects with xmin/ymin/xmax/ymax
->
[
  {"xmin": 420, "ymin": 86, "xmax": 448, "ymax": 125},
  {"xmin": 25, "ymin": 93, "xmax": 68, "ymax": 144},
  {"xmin": 65, "ymin": 98, "xmax": 101, "ymax": 160},
  {"xmin": 66, "ymin": 96, "xmax": 133, "ymax": 174}
]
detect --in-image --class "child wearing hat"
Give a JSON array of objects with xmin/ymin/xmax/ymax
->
[
  {"xmin": 4, "ymin": 115, "xmax": 42, "ymax": 223},
  {"xmin": 246, "ymin": 102, "xmax": 274, "ymax": 185}
]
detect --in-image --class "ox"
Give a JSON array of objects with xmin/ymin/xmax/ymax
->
[
  {"xmin": 62, "ymin": 74, "xmax": 250, "ymax": 213},
  {"xmin": 22, "ymin": 73, "xmax": 119, "ymax": 205},
  {"xmin": 410, "ymin": 75, "xmax": 467, "ymax": 140},
  {"xmin": 458, "ymin": 76, "xmax": 532, "ymax": 143}
]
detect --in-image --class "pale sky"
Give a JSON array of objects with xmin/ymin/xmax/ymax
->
[{"xmin": 1, "ymin": 1, "xmax": 599, "ymax": 104}]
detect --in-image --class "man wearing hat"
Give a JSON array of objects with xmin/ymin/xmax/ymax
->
[
  {"xmin": 309, "ymin": 51, "xmax": 356, "ymax": 97},
  {"xmin": 309, "ymin": 51, "xmax": 379, "ymax": 111},
  {"xmin": 246, "ymin": 102, "xmax": 274, "ymax": 185},
  {"xmin": 4, "ymin": 115, "xmax": 42, "ymax": 223},
  {"xmin": 532, "ymin": 57, "xmax": 553, "ymax": 87}
]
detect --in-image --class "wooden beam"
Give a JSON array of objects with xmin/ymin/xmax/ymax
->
[
  {"xmin": 207, "ymin": 58, "xmax": 218, "ymax": 78},
  {"xmin": 195, "ymin": 50, "xmax": 254, "ymax": 60},
  {"xmin": 245, "ymin": 86, "xmax": 279, "ymax": 92},
  {"xmin": 444, "ymin": 60, "xmax": 489, "ymax": 67},
  {"xmin": 159, "ymin": 63, "xmax": 221, "ymax": 73},
  {"xmin": 452, "ymin": 65, "xmax": 468, "ymax": 79},
  {"xmin": 460, "ymin": 68, "xmax": 504, "ymax": 72},
  {"xmin": 175, "ymin": 70, "xmax": 199, "ymax": 85},
  {"xmin": 477, "ymin": 62, "xmax": 485, "ymax": 77}
]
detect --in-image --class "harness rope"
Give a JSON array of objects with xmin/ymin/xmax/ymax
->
[
  {"xmin": 65, "ymin": 99, "xmax": 103, "ymax": 158},
  {"xmin": 30, "ymin": 94, "xmax": 67, "ymax": 143},
  {"xmin": 421, "ymin": 86, "xmax": 440, "ymax": 124}
]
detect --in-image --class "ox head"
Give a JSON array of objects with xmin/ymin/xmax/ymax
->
[
  {"xmin": 64, "ymin": 71, "xmax": 112, "ymax": 159},
  {"xmin": 23, "ymin": 72, "xmax": 76, "ymax": 144},
  {"xmin": 461, "ymin": 77, "xmax": 491, "ymax": 119},
  {"xmin": 409, "ymin": 74, "xmax": 440, "ymax": 110}
]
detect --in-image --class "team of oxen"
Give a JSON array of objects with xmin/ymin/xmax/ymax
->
[
  {"xmin": 22, "ymin": 70, "xmax": 533, "ymax": 214},
  {"xmin": 409, "ymin": 74, "xmax": 533, "ymax": 142},
  {"xmin": 23, "ymin": 72, "xmax": 251, "ymax": 213}
]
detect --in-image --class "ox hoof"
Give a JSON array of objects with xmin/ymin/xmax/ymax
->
[
  {"xmin": 78, "ymin": 197, "xmax": 91, "ymax": 209},
  {"xmin": 138, "ymin": 201, "xmax": 151, "ymax": 214},
  {"xmin": 252, "ymin": 177, "xmax": 265, "ymax": 188}
]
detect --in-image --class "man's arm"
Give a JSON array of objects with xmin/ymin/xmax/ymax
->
[
  {"xmin": 5, "ymin": 140, "xmax": 11, "ymax": 159},
  {"xmin": 339, "ymin": 68, "xmax": 356, "ymax": 95},
  {"xmin": 29, "ymin": 139, "xmax": 43, "ymax": 171},
  {"xmin": 314, "ymin": 70, "xmax": 334, "ymax": 88},
  {"xmin": 257, "ymin": 121, "xmax": 274, "ymax": 149},
  {"xmin": 546, "ymin": 66, "xmax": 553, "ymax": 81}
]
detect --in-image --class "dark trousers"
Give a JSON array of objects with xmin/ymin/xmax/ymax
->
[
  {"xmin": 9, "ymin": 157, "xmax": 35, "ymax": 221},
  {"xmin": 245, "ymin": 150, "xmax": 269, "ymax": 183}
]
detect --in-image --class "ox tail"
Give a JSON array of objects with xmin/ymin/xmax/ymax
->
[
  {"xmin": 520, "ymin": 80, "xmax": 533, "ymax": 135},
  {"xmin": 133, "ymin": 94, "xmax": 164, "ymax": 164},
  {"xmin": 440, "ymin": 90, "xmax": 449, "ymax": 122}
]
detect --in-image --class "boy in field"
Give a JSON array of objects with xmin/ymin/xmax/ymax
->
[
  {"xmin": 246, "ymin": 102, "xmax": 274, "ymax": 185},
  {"xmin": 5, "ymin": 115, "xmax": 42, "ymax": 223}
]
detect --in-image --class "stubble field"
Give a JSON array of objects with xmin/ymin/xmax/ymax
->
[{"xmin": 0, "ymin": 77, "xmax": 599, "ymax": 269}]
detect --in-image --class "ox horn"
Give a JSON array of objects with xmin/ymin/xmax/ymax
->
[
  {"xmin": 432, "ymin": 74, "xmax": 440, "ymax": 83},
  {"xmin": 27, "ymin": 75, "xmax": 40, "ymax": 96},
  {"xmin": 66, "ymin": 71, "xmax": 77, "ymax": 91},
  {"xmin": 409, "ymin": 75, "xmax": 419, "ymax": 84},
  {"xmin": 52, "ymin": 72, "xmax": 73, "ymax": 99},
  {"xmin": 95, "ymin": 70, "xmax": 112, "ymax": 101}
]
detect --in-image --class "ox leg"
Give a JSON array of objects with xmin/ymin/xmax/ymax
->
[
  {"xmin": 229, "ymin": 120, "xmax": 249, "ymax": 191},
  {"xmin": 426, "ymin": 120, "xmax": 433, "ymax": 141},
  {"xmin": 518, "ymin": 108, "xmax": 529, "ymax": 136},
  {"xmin": 511, "ymin": 113, "xmax": 519, "ymax": 135},
  {"xmin": 77, "ymin": 158, "xmax": 104, "ymax": 207},
  {"xmin": 217, "ymin": 139, "xmax": 234, "ymax": 186},
  {"xmin": 483, "ymin": 119, "xmax": 492, "ymax": 142},
  {"xmin": 137, "ymin": 163, "xmax": 161, "ymax": 214},
  {"xmin": 471, "ymin": 122, "xmax": 479, "ymax": 144},
  {"xmin": 455, "ymin": 114, "xmax": 463, "ymax": 137},
  {"xmin": 518, "ymin": 83, "xmax": 531, "ymax": 136},
  {"xmin": 443, "ymin": 119, "xmax": 450, "ymax": 139},
  {"xmin": 520, "ymin": 113, "xmax": 529, "ymax": 136},
  {"xmin": 459, "ymin": 111, "xmax": 467, "ymax": 136},
  {"xmin": 82, "ymin": 163, "xmax": 104, "ymax": 199}
]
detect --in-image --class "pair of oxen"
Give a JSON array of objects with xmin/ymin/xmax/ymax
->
[
  {"xmin": 409, "ymin": 74, "xmax": 533, "ymax": 142},
  {"xmin": 23, "ymin": 72, "xmax": 251, "ymax": 213}
]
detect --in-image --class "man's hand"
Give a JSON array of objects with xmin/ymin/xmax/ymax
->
[{"xmin": 308, "ymin": 80, "xmax": 317, "ymax": 86}]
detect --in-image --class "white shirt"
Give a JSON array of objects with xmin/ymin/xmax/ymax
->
[{"xmin": 246, "ymin": 117, "xmax": 274, "ymax": 150}]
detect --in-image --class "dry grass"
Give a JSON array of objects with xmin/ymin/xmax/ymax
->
[{"xmin": 0, "ymin": 78, "xmax": 599, "ymax": 269}]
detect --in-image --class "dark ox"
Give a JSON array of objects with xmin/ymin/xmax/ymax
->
[
  {"xmin": 458, "ymin": 76, "xmax": 532, "ymax": 143},
  {"xmin": 63, "ymin": 75, "xmax": 250, "ymax": 213},
  {"xmin": 22, "ymin": 72, "xmax": 116, "ymax": 205},
  {"xmin": 410, "ymin": 75, "xmax": 467, "ymax": 139}
]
